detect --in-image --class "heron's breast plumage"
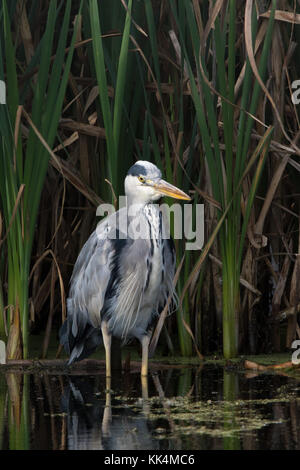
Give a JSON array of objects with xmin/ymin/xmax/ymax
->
[{"xmin": 103, "ymin": 204, "xmax": 164, "ymax": 342}]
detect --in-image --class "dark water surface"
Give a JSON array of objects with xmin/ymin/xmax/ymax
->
[{"xmin": 0, "ymin": 364, "xmax": 299, "ymax": 450}]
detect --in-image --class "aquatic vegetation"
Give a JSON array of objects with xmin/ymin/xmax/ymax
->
[{"xmin": 0, "ymin": 1, "xmax": 300, "ymax": 361}]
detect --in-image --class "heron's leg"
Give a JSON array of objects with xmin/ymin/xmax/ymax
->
[
  {"xmin": 140, "ymin": 334, "xmax": 151, "ymax": 376},
  {"xmin": 101, "ymin": 321, "xmax": 112, "ymax": 377},
  {"xmin": 141, "ymin": 374, "xmax": 150, "ymax": 415}
]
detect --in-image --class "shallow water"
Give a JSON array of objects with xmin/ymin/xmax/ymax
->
[{"xmin": 0, "ymin": 364, "xmax": 299, "ymax": 450}]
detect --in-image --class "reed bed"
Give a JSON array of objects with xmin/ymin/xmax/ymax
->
[{"xmin": 0, "ymin": 0, "xmax": 300, "ymax": 360}]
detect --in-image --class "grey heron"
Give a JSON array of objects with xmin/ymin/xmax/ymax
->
[{"xmin": 59, "ymin": 161, "xmax": 190, "ymax": 376}]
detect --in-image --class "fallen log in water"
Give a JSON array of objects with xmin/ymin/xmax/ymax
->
[
  {"xmin": 0, "ymin": 358, "xmax": 105, "ymax": 373},
  {"xmin": 244, "ymin": 359, "xmax": 297, "ymax": 371},
  {"xmin": 0, "ymin": 357, "xmax": 196, "ymax": 374}
]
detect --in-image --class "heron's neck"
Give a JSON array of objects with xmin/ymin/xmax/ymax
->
[
  {"xmin": 126, "ymin": 196, "xmax": 159, "ymax": 214},
  {"xmin": 126, "ymin": 194, "xmax": 151, "ymax": 208},
  {"xmin": 126, "ymin": 198, "xmax": 162, "ymax": 239},
  {"xmin": 142, "ymin": 203, "xmax": 162, "ymax": 241}
]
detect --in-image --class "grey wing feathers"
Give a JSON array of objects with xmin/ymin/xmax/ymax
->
[
  {"xmin": 68, "ymin": 230, "xmax": 113, "ymax": 330},
  {"xmin": 59, "ymin": 320, "xmax": 102, "ymax": 364},
  {"xmin": 59, "ymin": 221, "xmax": 115, "ymax": 363}
]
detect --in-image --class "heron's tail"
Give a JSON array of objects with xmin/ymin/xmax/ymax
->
[{"xmin": 59, "ymin": 316, "xmax": 102, "ymax": 365}]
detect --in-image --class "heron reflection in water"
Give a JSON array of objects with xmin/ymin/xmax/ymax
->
[
  {"xmin": 61, "ymin": 375, "xmax": 158, "ymax": 450},
  {"xmin": 60, "ymin": 161, "xmax": 190, "ymax": 377}
]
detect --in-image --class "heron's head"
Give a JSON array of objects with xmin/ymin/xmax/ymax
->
[{"xmin": 125, "ymin": 160, "xmax": 191, "ymax": 204}]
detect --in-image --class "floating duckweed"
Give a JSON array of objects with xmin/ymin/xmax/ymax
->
[{"xmin": 146, "ymin": 398, "xmax": 287, "ymax": 438}]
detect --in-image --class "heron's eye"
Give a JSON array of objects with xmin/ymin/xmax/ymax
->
[{"xmin": 138, "ymin": 176, "xmax": 145, "ymax": 183}]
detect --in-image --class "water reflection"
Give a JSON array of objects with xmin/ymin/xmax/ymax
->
[
  {"xmin": 61, "ymin": 375, "xmax": 156, "ymax": 450},
  {"xmin": 222, "ymin": 371, "xmax": 241, "ymax": 450},
  {"xmin": 0, "ymin": 365, "xmax": 300, "ymax": 450},
  {"xmin": 0, "ymin": 373, "xmax": 30, "ymax": 450}
]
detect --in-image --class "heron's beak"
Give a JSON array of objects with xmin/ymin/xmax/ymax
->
[{"xmin": 152, "ymin": 179, "xmax": 191, "ymax": 201}]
